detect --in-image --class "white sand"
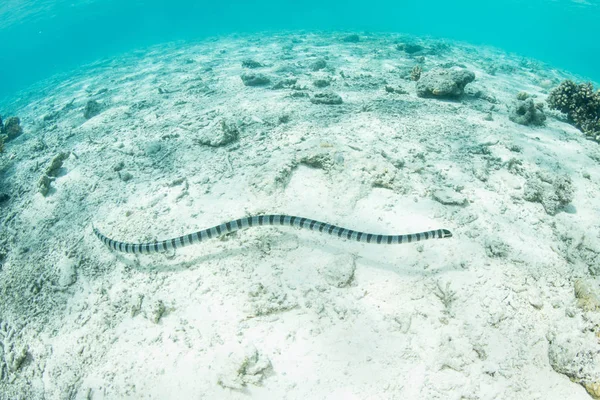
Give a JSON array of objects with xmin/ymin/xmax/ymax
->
[{"xmin": 0, "ymin": 32, "xmax": 599, "ymax": 399}]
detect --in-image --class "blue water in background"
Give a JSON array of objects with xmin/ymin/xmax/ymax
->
[{"xmin": 0, "ymin": 0, "xmax": 598, "ymax": 102}]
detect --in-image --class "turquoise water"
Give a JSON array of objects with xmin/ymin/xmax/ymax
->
[
  {"xmin": 0, "ymin": 0, "xmax": 598, "ymax": 100},
  {"xmin": 3, "ymin": 1, "xmax": 600, "ymax": 399}
]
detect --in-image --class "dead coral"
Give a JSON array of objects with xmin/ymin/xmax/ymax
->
[
  {"xmin": 310, "ymin": 92, "xmax": 343, "ymax": 105},
  {"xmin": 432, "ymin": 188, "xmax": 468, "ymax": 206},
  {"xmin": 384, "ymin": 85, "xmax": 408, "ymax": 94},
  {"xmin": 523, "ymin": 172, "xmax": 574, "ymax": 215},
  {"xmin": 241, "ymin": 73, "xmax": 271, "ymax": 86},
  {"xmin": 509, "ymin": 98, "xmax": 546, "ymax": 126},
  {"xmin": 247, "ymin": 283, "xmax": 297, "ymax": 317},
  {"xmin": 485, "ymin": 237, "xmax": 510, "ymax": 258},
  {"xmin": 38, "ymin": 152, "xmax": 70, "ymax": 196},
  {"xmin": 574, "ymin": 279, "xmax": 600, "ymax": 312},
  {"xmin": 0, "ymin": 116, "xmax": 23, "ymax": 141},
  {"xmin": 242, "ymin": 59, "xmax": 263, "ymax": 69},
  {"xmin": 217, "ymin": 346, "xmax": 272, "ymax": 389},
  {"xmin": 586, "ymin": 382, "xmax": 600, "ymax": 399},
  {"xmin": 195, "ymin": 119, "xmax": 239, "ymax": 147},
  {"xmin": 416, "ymin": 68, "xmax": 475, "ymax": 99},
  {"xmin": 0, "ymin": 320, "xmax": 29, "ymax": 381},
  {"xmin": 272, "ymin": 77, "xmax": 297, "ymax": 90},
  {"xmin": 410, "ymin": 65, "xmax": 422, "ymax": 81},
  {"xmin": 548, "ymin": 330, "xmax": 600, "ymax": 399},
  {"xmin": 434, "ymin": 280, "xmax": 457, "ymax": 315},
  {"xmin": 38, "ymin": 175, "xmax": 52, "ymax": 196},
  {"xmin": 45, "ymin": 152, "xmax": 70, "ymax": 177},
  {"xmin": 313, "ymin": 77, "xmax": 331, "ymax": 88},
  {"xmin": 396, "ymin": 42, "xmax": 424, "ymax": 54}
]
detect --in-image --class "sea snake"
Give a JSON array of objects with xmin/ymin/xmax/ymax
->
[{"xmin": 93, "ymin": 215, "xmax": 452, "ymax": 254}]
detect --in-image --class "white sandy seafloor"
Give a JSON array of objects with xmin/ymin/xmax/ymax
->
[{"xmin": 0, "ymin": 31, "xmax": 599, "ymax": 399}]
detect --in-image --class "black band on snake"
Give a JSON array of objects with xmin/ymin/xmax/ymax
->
[{"xmin": 93, "ymin": 214, "xmax": 453, "ymax": 254}]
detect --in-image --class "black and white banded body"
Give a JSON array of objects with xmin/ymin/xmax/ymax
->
[{"xmin": 93, "ymin": 214, "xmax": 453, "ymax": 254}]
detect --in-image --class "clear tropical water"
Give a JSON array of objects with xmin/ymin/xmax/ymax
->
[
  {"xmin": 0, "ymin": 0, "xmax": 598, "ymax": 100},
  {"xmin": 3, "ymin": 2, "xmax": 600, "ymax": 399}
]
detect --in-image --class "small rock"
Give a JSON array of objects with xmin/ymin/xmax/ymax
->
[
  {"xmin": 168, "ymin": 177, "xmax": 185, "ymax": 187},
  {"xmin": 310, "ymin": 92, "xmax": 343, "ymax": 105},
  {"xmin": 272, "ymin": 78, "xmax": 297, "ymax": 89},
  {"xmin": 508, "ymin": 144, "xmax": 522, "ymax": 152},
  {"xmin": 584, "ymin": 382, "xmax": 600, "ymax": 399},
  {"xmin": 396, "ymin": 43, "xmax": 424, "ymax": 54},
  {"xmin": 120, "ymin": 172, "xmax": 133, "ymax": 182},
  {"xmin": 472, "ymin": 162, "xmax": 490, "ymax": 182},
  {"xmin": 432, "ymin": 189, "xmax": 468, "ymax": 206},
  {"xmin": 288, "ymin": 91, "xmax": 309, "ymax": 98},
  {"xmin": 416, "ymin": 68, "xmax": 475, "ymax": 99},
  {"xmin": 342, "ymin": 34, "xmax": 360, "ymax": 43},
  {"xmin": 248, "ymin": 283, "xmax": 297, "ymax": 317},
  {"xmin": 131, "ymin": 294, "xmax": 144, "ymax": 317},
  {"xmin": 150, "ymin": 300, "xmax": 166, "ymax": 323},
  {"xmin": 529, "ymin": 293, "xmax": 544, "ymax": 310},
  {"xmin": 385, "ymin": 85, "xmax": 408, "ymax": 94},
  {"xmin": 144, "ymin": 142, "xmax": 162, "ymax": 155},
  {"xmin": 7, "ymin": 345, "xmax": 28, "ymax": 372},
  {"xmin": 217, "ymin": 346, "xmax": 272, "ymax": 389},
  {"xmin": 58, "ymin": 257, "xmax": 77, "ymax": 287},
  {"xmin": 320, "ymin": 254, "xmax": 356, "ymax": 288},
  {"xmin": 311, "ymin": 59, "xmax": 327, "ymax": 71},
  {"xmin": 574, "ymin": 279, "xmax": 600, "ymax": 311},
  {"xmin": 465, "ymin": 86, "xmax": 498, "ymax": 103},
  {"xmin": 313, "ymin": 78, "xmax": 331, "ymax": 88},
  {"xmin": 196, "ymin": 119, "xmax": 239, "ymax": 147},
  {"xmin": 38, "ymin": 175, "xmax": 52, "ymax": 196},
  {"xmin": 523, "ymin": 173, "xmax": 573, "ymax": 215},
  {"xmin": 242, "ymin": 59, "xmax": 263, "ymax": 68},
  {"xmin": 113, "ymin": 161, "xmax": 125, "ymax": 172},
  {"xmin": 43, "ymin": 111, "xmax": 60, "ymax": 122},
  {"xmin": 485, "ymin": 237, "xmax": 509, "ymax": 258},
  {"xmin": 241, "ymin": 73, "xmax": 271, "ymax": 86},
  {"xmin": 84, "ymin": 100, "xmax": 102, "ymax": 119},
  {"xmin": 548, "ymin": 331, "xmax": 600, "ymax": 396}
]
